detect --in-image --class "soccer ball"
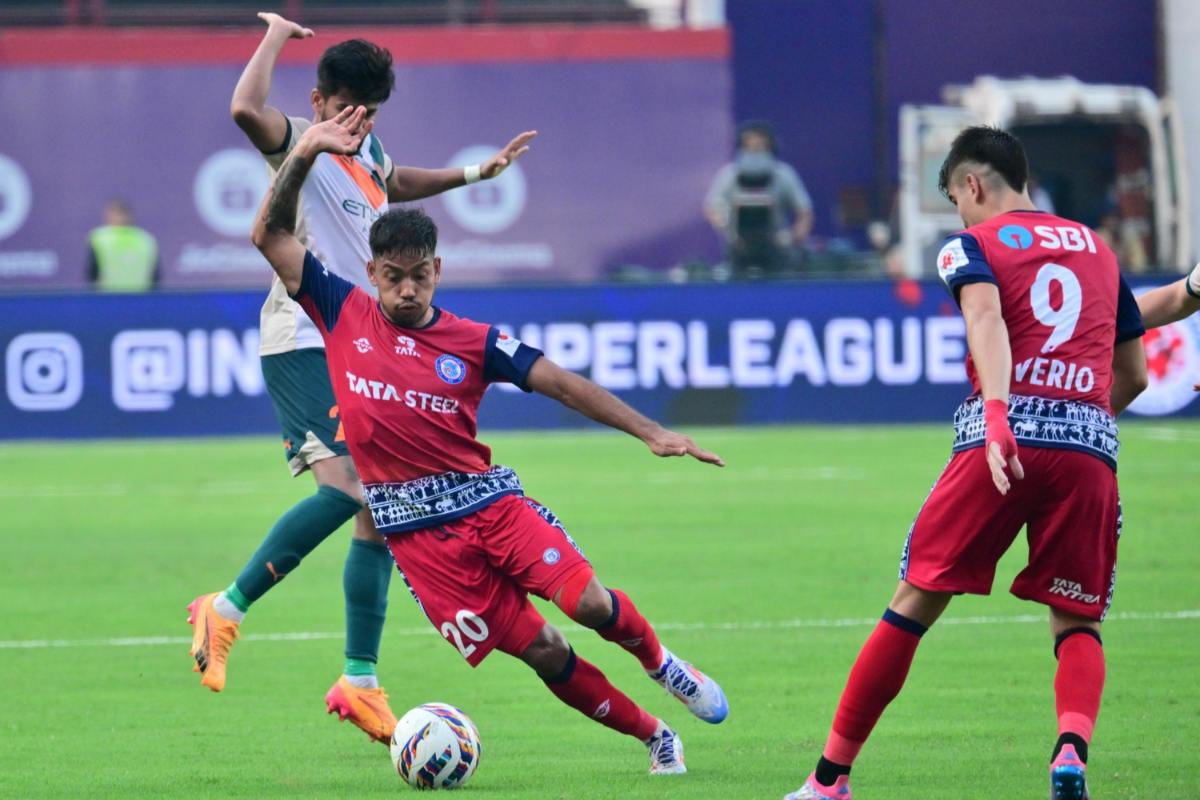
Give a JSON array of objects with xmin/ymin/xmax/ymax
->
[{"xmin": 389, "ymin": 703, "xmax": 481, "ymax": 790}]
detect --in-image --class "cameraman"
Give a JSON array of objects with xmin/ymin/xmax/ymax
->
[{"xmin": 704, "ymin": 121, "xmax": 813, "ymax": 277}]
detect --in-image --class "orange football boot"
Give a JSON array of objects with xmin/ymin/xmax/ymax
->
[
  {"xmin": 325, "ymin": 676, "xmax": 398, "ymax": 745},
  {"xmin": 187, "ymin": 593, "xmax": 241, "ymax": 692}
]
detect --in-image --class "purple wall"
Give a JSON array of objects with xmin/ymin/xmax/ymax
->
[
  {"xmin": 0, "ymin": 58, "xmax": 731, "ymax": 289},
  {"xmin": 728, "ymin": 0, "xmax": 1158, "ymax": 233}
]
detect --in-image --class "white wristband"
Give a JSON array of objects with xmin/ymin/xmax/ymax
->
[{"xmin": 463, "ymin": 164, "xmax": 482, "ymax": 185}]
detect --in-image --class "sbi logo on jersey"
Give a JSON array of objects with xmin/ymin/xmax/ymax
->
[
  {"xmin": 998, "ymin": 224, "xmax": 1034, "ymax": 250},
  {"xmin": 436, "ymin": 355, "xmax": 467, "ymax": 385}
]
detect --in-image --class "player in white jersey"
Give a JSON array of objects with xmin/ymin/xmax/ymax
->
[{"xmin": 186, "ymin": 13, "xmax": 535, "ymax": 747}]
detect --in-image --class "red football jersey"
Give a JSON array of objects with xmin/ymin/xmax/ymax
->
[
  {"xmin": 936, "ymin": 210, "xmax": 1144, "ymax": 415},
  {"xmin": 294, "ymin": 251, "xmax": 544, "ymax": 533}
]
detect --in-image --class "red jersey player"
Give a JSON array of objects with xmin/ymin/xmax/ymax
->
[
  {"xmin": 250, "ymin": 107, "xmax": 729, "ymax": 776},
  {"xmin": 785, "ymin": 127, "xmax": 1148, "ymax": 800}
]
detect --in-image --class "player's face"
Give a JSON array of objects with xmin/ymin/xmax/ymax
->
[
  {"xmin": 946, "ymin": 172, "xmax": 986, "ymax": 228},
  {"xmin": 311, "ymin": 90, "xmax": 380, "ymax": 126},
  {"xmin": 369, "ymin": 252, "xmax": 441, "ymax": 328}
]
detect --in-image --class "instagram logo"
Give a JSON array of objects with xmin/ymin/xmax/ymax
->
[{"xmin": 5, "ymin": 333, "xmax": 84, "ymax": 411}]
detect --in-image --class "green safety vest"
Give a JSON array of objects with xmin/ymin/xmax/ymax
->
[{"xmin": 89, "ymin": 225, "xmax": 158, "ymax": 292}]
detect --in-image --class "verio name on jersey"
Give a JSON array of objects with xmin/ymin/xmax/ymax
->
[{"xmin": 345, "ymin": 370, "xmax": 461, "ymax": 414}]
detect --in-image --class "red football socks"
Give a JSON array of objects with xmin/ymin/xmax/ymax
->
[
  {"xmin": 1054, "ymin": 628, "xmax": 1105, "ymax": 742},
  {"xmin": 541, "ymin": 648, "xmax": 659, "ymax": 741},
  {"xmin": 595, "ymin": 589, "xmax": 664, "ymax": 671},
  {"xmin": 823, "ymin": 610, "xmax": 927, "ymax": 767}
]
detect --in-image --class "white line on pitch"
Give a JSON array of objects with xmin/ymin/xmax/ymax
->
[{"xmin": 1, "ymin": 609, "xmax": 1196, "ymax": 650}]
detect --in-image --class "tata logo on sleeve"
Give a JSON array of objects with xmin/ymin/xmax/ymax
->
[{"xmin": 997, "ymin": 224, "xmax": 1034, "ymax": 250}]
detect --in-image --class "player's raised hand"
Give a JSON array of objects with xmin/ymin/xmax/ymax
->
[
  {"xmin": 480, "ymin": 131, "xmax": 537, "ymax": 179},
  {"xmin": 645, "ymin": 429, "xmax": 725, "ymax": 467},
  {"xmin": 299, "ymin": 106, "xmax": 373, "ymax": 157},
  {"xmin": 257, "ymin": 12, "xmax": 313, "ymax": 39},
  {"xmin": 983, "ymin": 399, "xmax": 1023, "ymax": 495}
]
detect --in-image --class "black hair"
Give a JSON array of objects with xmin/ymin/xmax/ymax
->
[
  {"xmin": 737, "ymin": 119, "xmax": 777, "ymax": 154},
  {"xmin": 370, "ymin": 207, "xmax": 438, "ymax": 261},
  {"xmin": 316, "ymin": 39, "xmax": 395, "ymax": 105},
  {"xmin": 938, "ymin": 125, "xmax": 1028, "ymax": 199}
]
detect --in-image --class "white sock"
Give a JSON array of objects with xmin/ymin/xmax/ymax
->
[
  {"xmin": 344, "ymin": 673, "xmax": 379, "ymax": 690},
  {"xmin": 212, "ymin": 593, "xmax": 246, "ymax": 624}
]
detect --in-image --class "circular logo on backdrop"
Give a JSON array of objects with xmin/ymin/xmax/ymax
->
[
  {"xmin": 1127, "ymin": 312, "xmax": 1200, "ymax": 416},
  {"xmin": 435, "ymin": 354, "xmax": 467, "ymax": 385},
  {"xmin": 997, "ymin": 224, "xmax": 1033, "ymax": 250},
  {"xmin": 0, "ymin": 154, "xmax": 33, "ymax": 242},
  {"xmin": 442, "ymin": 145, "xmax": 527, "ymax": 234},
  {"xmin": 542, "ymin": 548, "xmax": 561, "ymax": 565},
  {"xmin": 193, "ymin": 149, "xmax": 271, "ymax": 237}
]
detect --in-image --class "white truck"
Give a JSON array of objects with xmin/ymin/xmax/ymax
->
[{"xmin": 899, "ymin": 76, "xmax": 1189, "ymax": 278}]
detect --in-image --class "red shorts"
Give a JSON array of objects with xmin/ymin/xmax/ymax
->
[
  {"xmin": 385, "ymin": 494, "xmax": 590, "ymax": 667},
  {"xmin": 900, "ymin": 446, "xmax": 1120, "ymax": 620}
]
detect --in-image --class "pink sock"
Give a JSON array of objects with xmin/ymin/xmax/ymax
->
[
  {"xmin": 594, "ymin": 589, "xmax": 664, "ymax": 671},
  {"xmin": 824, "ymin": 611, "xmax": 925, "ymax": 765},
  {"xmin": 1055, "ymin": 630, "xmax": 1105, "ymax": 742}
]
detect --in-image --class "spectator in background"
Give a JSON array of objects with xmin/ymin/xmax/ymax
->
[
  {"xmin": 704, "ymin": 121, "xmax": 813, "ymax": 277},
  {"xmin": 88, "ymin": 199, "xmax": 159, "ymax": 292},
  {"xmin": 1097, "ymin": 208, "xmax": 1149, "ymax": 273}
]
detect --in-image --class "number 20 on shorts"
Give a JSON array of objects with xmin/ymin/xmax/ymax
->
[{"xmin": 442, "ymin": 610, "xmax": 490, "ymax": 659}]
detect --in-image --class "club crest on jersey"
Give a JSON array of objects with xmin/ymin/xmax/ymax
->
[
  {"xmin": 353, "ymin": 338, "xmax": 372, "ymax": 353},
  {"xmin": 395, "ymin": 335, "xmax": 420, "ymax": 357},
  {"xmin": 435, "ymin": 354, "xmax": 467, "ymax": 385}
]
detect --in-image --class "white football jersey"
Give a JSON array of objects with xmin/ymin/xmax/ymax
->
[{"xmin": 259, "ymin": 116, "xmax": 393, "ymax": 355}]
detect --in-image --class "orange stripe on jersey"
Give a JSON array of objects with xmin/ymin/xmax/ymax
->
[{"xmin": 332, "ymin": 154, "xmax": 387, "ymax": 208}]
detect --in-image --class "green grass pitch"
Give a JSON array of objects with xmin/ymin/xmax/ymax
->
[{"xmin": 0, "ymin": 423, "xmax": 1197, "ymax": 799}]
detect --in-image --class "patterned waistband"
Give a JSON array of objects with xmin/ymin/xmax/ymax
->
[
  {"xmin": 363, "ymin": 465, "xmax": 524, "ymax": 534},
  {"xmin": 952, "ymin": 394, "xmax": 1120, "ymax": 470}
]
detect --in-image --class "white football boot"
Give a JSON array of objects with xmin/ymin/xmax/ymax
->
[
  {"xmin": 649, "ymin": 647, "xmax": 729, "ymax": 724},
  {"xmin": 645, "ymin": 721, "xmax": 686, "ymax": 775}
]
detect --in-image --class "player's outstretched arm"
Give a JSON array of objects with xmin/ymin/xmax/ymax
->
[
  {"xmin": 251, "ymin": 106, "xmax": 372, "ymax": 294},
  {"xmin": 960, "ymin": 282, "xmax": 1024, "ymax": 494},
  {"xmin": 524, "ymin": 357, "xmax": 725, "ymax": 467},
  {"xmin": 1110, "ymin": 338, "xmax": 1149, "ymax": 415},
  {"xmin": 231, "ymin": 13, "xmax": 314, "ymax": 152},
  {"xmin": 387, "ymin": 131, "xmax": 537, "ymax": 202},
  {"xmin": 1137, "ymin": 268, "xmax": 1200, "ymax": 329}
]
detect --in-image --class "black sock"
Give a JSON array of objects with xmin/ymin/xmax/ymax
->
[
  {"xmin": 1052, "ymin": 732, "xmax": 1089, "ymax": 764},
  {"xmin": 814, "ymin": 756, "xmax": 851, "ymax": 787}
]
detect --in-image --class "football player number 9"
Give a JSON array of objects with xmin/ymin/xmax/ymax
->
[
  {"xmin": 1030, "ymin": 263, "xmax": 1082, "ymax": 353},
  {"xmin": 442, "ymin": 610, "xmax": 490, "ymax": 659}
]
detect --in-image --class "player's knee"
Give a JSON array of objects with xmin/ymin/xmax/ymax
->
[
  {"xmin": 572, "ymin": 582, "xmax": 614, "ymax": 628},
  {"xmin": 553, "ymin": 568, "xmax": 612, "ymax": 627},
  {"xmin": 520, "ymin": 624, "xmax": 571, "ymax": 676}
]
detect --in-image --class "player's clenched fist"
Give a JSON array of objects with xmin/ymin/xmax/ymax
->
[
  {"xmin": 644, "ymin": 429, "xmax": 725, "ymax": 467},
  {"xmin": 984, "ymin": 399, "xmax": 1023, "ymax": 494}
]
